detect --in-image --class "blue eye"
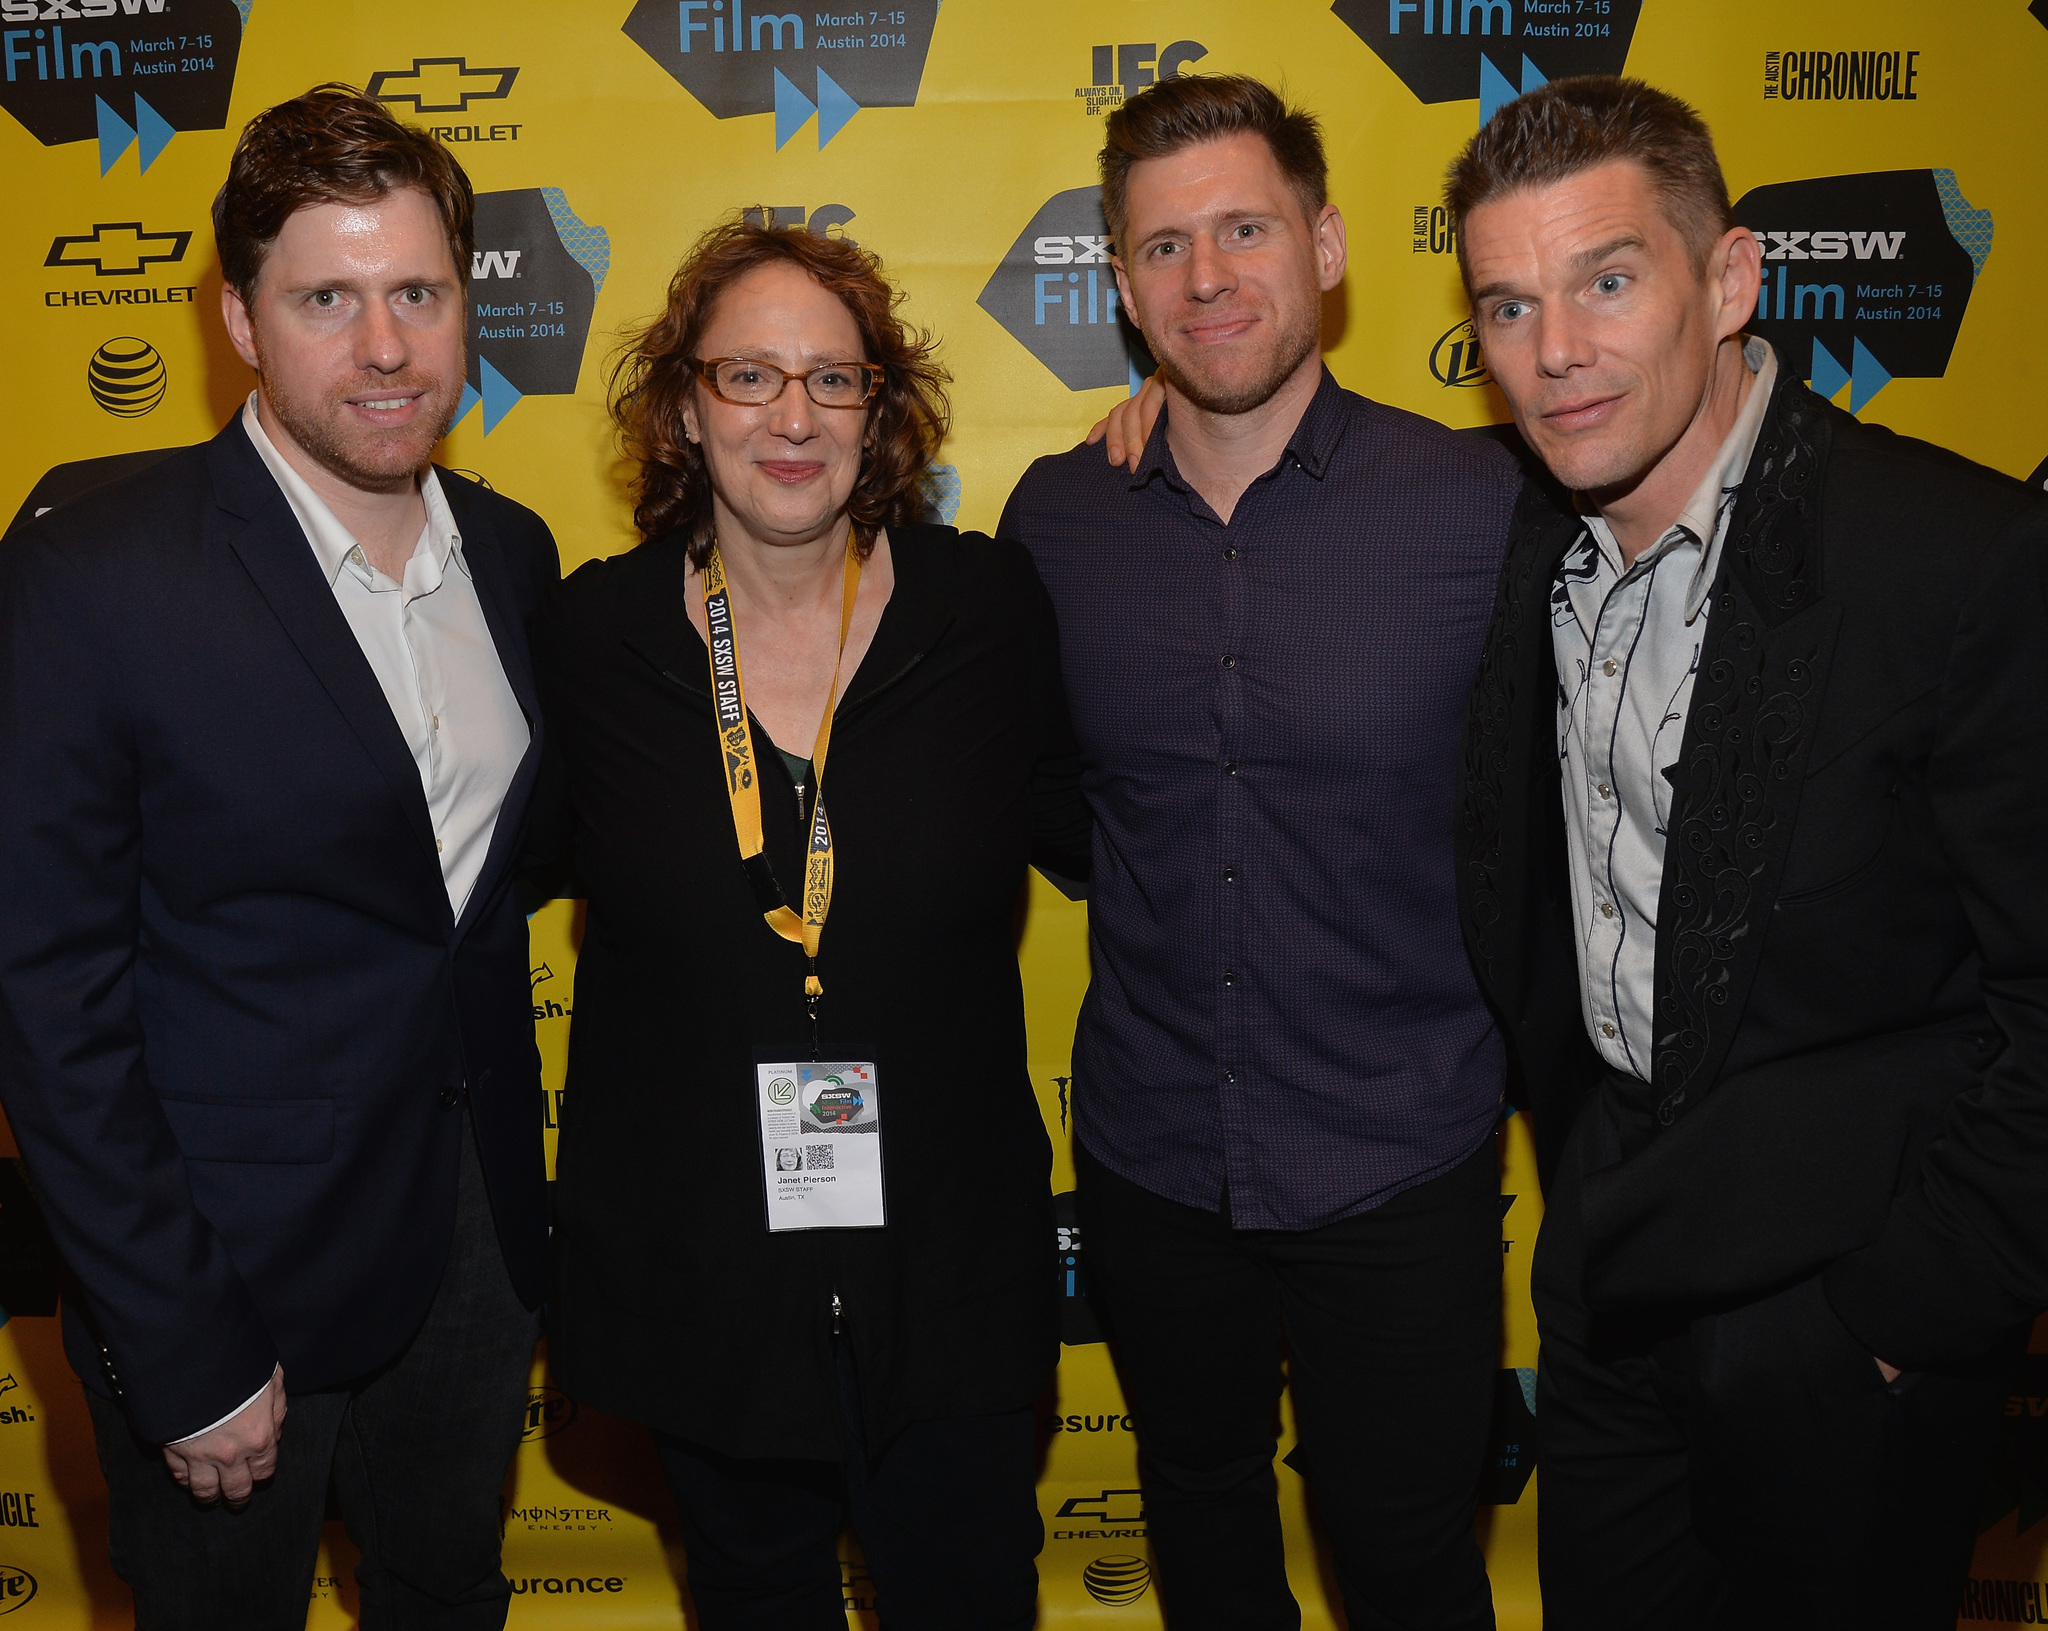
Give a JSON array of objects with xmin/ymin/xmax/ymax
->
[{"xmin": 1596, "ymin": 275, "xmax": 1625, "ymax": 294}]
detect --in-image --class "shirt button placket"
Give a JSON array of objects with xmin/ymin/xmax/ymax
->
[{"xmin": 1215, "ymin": 515, "xmax": 1252, "ymax": 1201}]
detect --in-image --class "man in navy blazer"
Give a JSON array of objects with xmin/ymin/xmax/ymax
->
[{"xmin": 0, "ymin": 88, "xmax": 557, "ymax": 1627}]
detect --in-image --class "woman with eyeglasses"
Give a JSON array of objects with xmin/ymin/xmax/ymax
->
[{"xmin": 526, "ymin": 217, "xmax": 1090, "ymax": 1630}]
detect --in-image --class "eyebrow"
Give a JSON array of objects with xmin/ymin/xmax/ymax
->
[{"xmin": 1567, "ymin": 234, "xmax": 1649, "ymax": 273}]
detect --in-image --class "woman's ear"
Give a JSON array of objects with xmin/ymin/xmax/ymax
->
[{"xmin": 681, "ymin": 383, "xmax": 703, "ymax": 447}]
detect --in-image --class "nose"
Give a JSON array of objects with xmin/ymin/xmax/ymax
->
[
  {"xmin": 355, "ymin": 296, "xmax": 409, "ymax": 376},
  {"xmin": 1183, "ymin": 235, "xmax": 1238, "ymax": 304},
  {"xmin": 1533, "ymin": 301, "xmax": 1597, "ymax": 380},
  {"xmin": 764, "ymin": 374, "xmax": 819, "ymax": 444}
]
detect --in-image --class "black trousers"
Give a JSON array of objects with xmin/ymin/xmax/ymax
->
[
  {"xmin": 656, "ymin": 1335, "xmax": 1042, "ymax": 1631},
  {"xmin": 1076, "ymin": 1137, "xmax": 1502, "ymax": 1631},
  {"xmin": 85, "ymin": 1116, "xmax": 541, "ymax": 1631},
  {"xmin": 1534, "ymin": 1074, "xmax": 2015, "ymax": 1631}
]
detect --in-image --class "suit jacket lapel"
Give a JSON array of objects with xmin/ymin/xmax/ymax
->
[
  {"xmin": 1461, "ymin": 484, "xmax": 1582, "ymax": 1022},
  {"xmin": 207, "ymin": 420, "xmax": 444, "ymax": 885},
  {"xmin": 1649, "ymin": 371, "xmax": 1842, "ymax": 1126},
  {"xmin": 441, "ymin": 473, "xmax": 543, "ymax": 942}
]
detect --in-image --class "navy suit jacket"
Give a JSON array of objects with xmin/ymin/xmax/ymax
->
[{"xmin": 0, "ymin": 416, "xmax": 558, "ymax": 1442}]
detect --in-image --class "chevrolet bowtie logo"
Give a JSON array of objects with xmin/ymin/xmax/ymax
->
[
  {"xmin": 45, "ymin": 223, "xmax": 193, "ymax": 278},
  {"xmin": 367, "ymin": 57, "xmax": 519, "ymax": 114}
]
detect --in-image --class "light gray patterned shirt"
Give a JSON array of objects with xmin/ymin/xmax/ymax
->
[{"xmin": 1552, "ymin": 337, "xmax": 1776, "ymax": 1078}]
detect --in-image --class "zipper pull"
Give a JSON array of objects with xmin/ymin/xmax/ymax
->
[{"xmin": 830, "ymin": 1292, "xmax": 843, "ymax": 1336}]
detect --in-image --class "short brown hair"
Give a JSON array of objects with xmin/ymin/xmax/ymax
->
[
  {"xmin": 1099, "ymin": 74, "xmax": 1327, "ymax": 254},
  {"xmin": 213, "ymin": 83, "xmax": 475, "ymax": 300},
  {"xmin": 1444, "ymin": 76, "xmax": 1734, "ymax": 282},
  {"xmin": 609, "ymin": 217, "xmax": 951, "ymax": 561}
]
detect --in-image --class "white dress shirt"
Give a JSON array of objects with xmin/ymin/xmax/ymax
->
[
  {"xmin": 241, "ymin": 395, "xmax": 528, "ymax": 920},
  {"xmin": 1551, "ymin": 337, "xmax": 1776, "ymax": 1079}
]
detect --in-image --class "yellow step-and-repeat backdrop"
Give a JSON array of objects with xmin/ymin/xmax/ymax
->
[{"xmin": 2, "ymin": 1, "xmax": 2046, "ymax": 1625}]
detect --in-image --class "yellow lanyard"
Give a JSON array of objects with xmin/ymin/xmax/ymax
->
[{"xmin": 704, "ymin": 537, "xmax": 861, "ymax": 1005}]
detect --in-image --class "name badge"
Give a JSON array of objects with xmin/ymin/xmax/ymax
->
[{"xmin": 755, "ymin": 1059, "xmax": 886, "ymax": 1231}]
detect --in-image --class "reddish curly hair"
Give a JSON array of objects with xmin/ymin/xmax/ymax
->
[{"xmin": 609, "ymin": 217, "xmax": 951, "ymax": 562}]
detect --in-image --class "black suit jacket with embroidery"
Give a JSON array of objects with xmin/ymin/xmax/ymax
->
[{"xmin": 1457, "ymin": 360, "xmax": 2048, "ymax": 1369}]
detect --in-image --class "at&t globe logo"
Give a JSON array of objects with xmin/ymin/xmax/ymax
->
[
  {"xmin": 86, "ymin": 336, "xmax": 165, "ymax": 416},
  {"xmin": 0, "ymin": 1565, "xmax": 34, "ymax": 1615},
  {"xmin": 1082, "ymin": 1554, "xmax": 1151, "ymax": 1606}
]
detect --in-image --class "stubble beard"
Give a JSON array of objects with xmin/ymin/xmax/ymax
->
[
  {"xmin": 1144, "ymin": 292, "xmax": 1323, "ymax": 418},
  {"xmin": 257, "ymin": 341, "xmax": 460, "ymax": 496}
]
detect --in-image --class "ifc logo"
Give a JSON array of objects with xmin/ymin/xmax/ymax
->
[
  {"xmin": 0, "ymin": 1565, "xmax": 35, "ymax": 1615},
  {"xmin": 768, "ymin": 1077, "xmax": 797, "ymax": 1106},
  {"xmin": 1082, "ymin": 1554, "xmax": 1151, "ymax": 1606},
  {"xmin": 87, "ymin": 337, "xmax": 166, "ymax": 417}
]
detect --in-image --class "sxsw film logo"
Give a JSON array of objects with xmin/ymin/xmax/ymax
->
[
  {"xmin": 1736, "ymin": 168, "xmax": 1991, "ymax": 413},
  {"xmin": 1481, "ymin": 1368, "xmax": 1538, "ymax": 1503},
  {"xmin": 0, "ymin": 0, "xmax": 247, "ymax": 175},
  {"xmin": 978, "ymin": 187, "xmax": 1156, "ymax": 394},
  {"xmin": 1053, "ymin": 1191, "xmax": 1100, "ymax": 1345},
  {"xmin": 457, "ymin": 187, "xmax": 609, "ymax": 435},
  {"xmin": 1074, "ymin": 38, "xmax": 1206, "ymax": 115},
  {"xmin": 1330, "ymin": 0, "xmax": 1643, "ymax": 125},
  {"xmin": 623, "ymin": 0, "xmax": 940, "ymax": 149},
  {"xmin": 369, "ymin": 56, "xmax": 523, "ymax": 146}
]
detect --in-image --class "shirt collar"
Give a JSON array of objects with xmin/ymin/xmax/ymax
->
[
  {"xmin": 1580, "ymin": 335, "xmax": 1776, "ymax": 622},
  {"xmin": 240, "ymin": 392, "xmax": 464, "ymax": 588},
  {"xmin": 1130, "ymin": 363, "xmax": 1348, "ymax": 493}
]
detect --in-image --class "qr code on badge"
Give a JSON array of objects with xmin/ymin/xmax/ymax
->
[{"xmin": 804, "ymin": 1144, "xmax": 834, "ymax": 1170}]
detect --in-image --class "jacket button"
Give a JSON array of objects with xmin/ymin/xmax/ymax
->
[{"xmin": 439, "ymin": 1084, "xmax": 461, "ymax": 1110}]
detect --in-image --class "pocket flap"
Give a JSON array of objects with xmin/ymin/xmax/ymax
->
[{"xmin": 158, "ymin": 1096, "xmax": 334, "ymax": 1165}]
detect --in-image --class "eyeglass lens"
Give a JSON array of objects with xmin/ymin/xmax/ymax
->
[{"xmin": 711, "ymin": 360, "xmax": 870, "ymax": 406}]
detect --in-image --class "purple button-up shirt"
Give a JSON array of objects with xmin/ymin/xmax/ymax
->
[{"xmin": 1001, "ymin": 369, "xmax": 1520, "ymax": 1229}]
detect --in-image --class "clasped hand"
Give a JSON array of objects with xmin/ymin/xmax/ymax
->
[{"xmin": 160, "ymin": 1364, "xmax": 286, "ymax": 1508}]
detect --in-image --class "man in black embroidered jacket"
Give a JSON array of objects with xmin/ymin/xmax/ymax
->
[{"xmin": 1446, "ymin": 78, "xmax": 2048, "ymax": 1630}]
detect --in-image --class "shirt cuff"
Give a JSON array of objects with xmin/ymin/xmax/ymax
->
[{"xmin": 166, "ymin": 1377, "xmax": 270, "ymax": 1445}]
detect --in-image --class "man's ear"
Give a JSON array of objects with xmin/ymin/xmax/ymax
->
[
  {"xmin": 1712, "ymin": 226, "xmax": 1763, "ymax": 342},
  {"xmin": 220, "ymin": 283, "xmax": 261, "ymax": 371},
  {"xmin": 1312, "ymin": 204, "xmax": 1348, "ymax": 292},
  {"xmin": 1111, "ymin": 257, "xmax": 1138, "ymax": 327}
]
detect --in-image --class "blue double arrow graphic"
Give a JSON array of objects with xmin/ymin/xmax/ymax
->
[
  {"xmin": 774, "ymin": 67, "xmax": 860, "ymax": 150},
  {"xmin": 1809, "ymin": 336, "xmax": 1893, "ymax": 414},
  {"xmin": 96, "ymin": 93, "xmax": 175, "ymax": 175}
]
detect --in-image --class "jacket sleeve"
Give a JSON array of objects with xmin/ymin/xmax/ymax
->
[
  {"xmin": 1824, "ymin": 502, "xmax": 2048, "ymax": 1366},
  {"xmin": 0, "ymin": 524, "xmax": 277, "ymax": 1442},
  {"xmin": 1002, "ymin": 536, "xmax": 1092, "ymax": 891}
]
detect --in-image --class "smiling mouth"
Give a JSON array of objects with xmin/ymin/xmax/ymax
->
[
  {"xmin": 1180, "ymin": 314, "xmax": 1258, "ymax": 346},
  {"xmin": 1542, "ymin": 395, "xmax": 1625, "ymax": 431},
  {"xmin": 758, "ymin": 461, "xmax": 826, "ymax": 484},
  {"xmin": 345, "ymin": 392, "xmax": 427, "ymax": 421}
]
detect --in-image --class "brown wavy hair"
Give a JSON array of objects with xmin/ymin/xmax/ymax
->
[
  {"xmin": 610, "ymin": 217, "xmax": 951, "ymax": 562},
  {"xmin": 213, "ymin": 83, "xmax": 475, "ymax": 301}
]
